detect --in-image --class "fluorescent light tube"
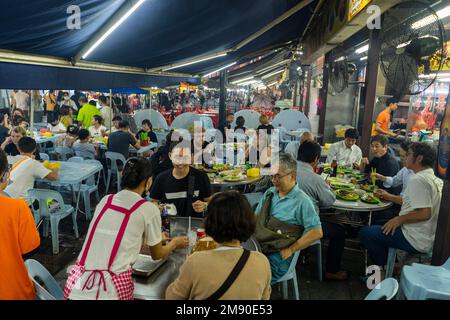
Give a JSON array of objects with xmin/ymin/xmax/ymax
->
[
  {"xmin": 203, "ymin": 61, "xmax": 237, "ymax": 78},
  {"xmin": 163, "ymin": 53, "xmax": 227, "ymax": 71},
  {"xmin": 82, "ymin": 0, "xmax": 146, "ymax": 59},
  {"xmin": 355, "ymin": 44, "xmax": 369, "ymax": 54}
]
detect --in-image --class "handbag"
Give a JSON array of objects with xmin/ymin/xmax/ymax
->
[
  {"xmin": 254, "ymin": 192, "xmax": 304, "ymax": 254},
  {"xmin": 206, "ymin": 249, "xmax": 250, "ymax": 300}
]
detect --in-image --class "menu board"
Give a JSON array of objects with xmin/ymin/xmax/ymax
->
[
  {"xmin": 348, "ymin": 0, "xmax": 372, "ymax": 21},
  {"xmin": 436, "ymin": 88, "xmax": 450, "ymax": 180}
]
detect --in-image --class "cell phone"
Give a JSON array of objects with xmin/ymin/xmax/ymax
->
[{"xmin": 1, "ymin": 171, "xmax": 8, "ymax": 183}]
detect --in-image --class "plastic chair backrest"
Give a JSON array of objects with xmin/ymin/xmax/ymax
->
[
  {"xmin": 28, "ymin": 189, "xmax": 66, "ymax": 218},
  {"xmin": 68, "ymin": 156, "xmax": 84, "ymax": 163},
  {"xmin": 276, "ymin": 251, "xmax": 300, "ymax": 283},
  {"xmin": 105, "ymin": 151, "xmax": 126, "ymax": 172},
  {"xmin": 365, "ymin": 278, "xmax": 399, "ymax": 300},
  {"xmin": 24, "ymin": 259, "xmax": 64, "ymax": 300},
  {"xmin": 443, "ymin": 257, "xmax": 450, "ymax": 271},
  {"xmin": 241, "ymin": 236, "xmax": 262, "ymax": 252},
  {"xmin": 55, "ymin": 146, "xmax": 74, "ymax": 161},
  {"xmin": 244, "ymin": 192, "xmax": 263, "ymax": 210},
  {"xmin": 39, "ymin": 153, "xmax": 50, "ymax": 161}
]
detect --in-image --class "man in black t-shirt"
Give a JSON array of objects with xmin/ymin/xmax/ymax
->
[
  {"xmin": 150, "ymin": 142, "xmax": 211, "ymax": 217},
  {"xmin": 107, "ymin": 120, "xmax": 140, "ymax": 159}
]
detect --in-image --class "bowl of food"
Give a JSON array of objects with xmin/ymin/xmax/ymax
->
[
  {"xmin": 360, "ymin": 193, "xmax": 381, "ymax": 204},
  {"xmin": 223, "ymin": 175, "xmax": 245, "ymax": 182},
  {"xmin": 330, "ymin": 181, "xmax": 355, "ymax": 190}
]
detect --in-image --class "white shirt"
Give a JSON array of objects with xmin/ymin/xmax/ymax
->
[
  {"xmin": 69, "ymin": 190, "xmax": 162, "ymax": 300},
  {"xmin": 47, "ymin": 122, "xmax": 66, "ymax": 133},
  {"xmin": 325, "ymin": 140, "xmax": 362, "ymax": 166},
  {"xmin": 60, "ymin": 98, "xmax": 78, "ymax": 111},
  {"xmin": 400, "ymin": 168, "xmax": 443, "ymax": 253},
  {"xmin": 383, "ymin": 167, "xmax": 415, "ymax": 197},
  {"xmin": 100, "ymin": 106, "xmax": 113, "ymax": 131},
  {"xmin": 5, "ymin": 156, "xmax": 51, "ymax": 203},
  {"xmin": 89, "ymin": 125, "xmax": 107, "ymax": 138},
  {"xmin": 14, "ymin": 91, "xmax": 30, "ymax": 111}
]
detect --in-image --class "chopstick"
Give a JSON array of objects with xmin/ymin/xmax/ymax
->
[{"xmin": 371, "ymin": 168, "xmax": 376, "ymax": 187}]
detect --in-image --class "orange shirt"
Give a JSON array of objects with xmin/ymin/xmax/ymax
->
[
  {"xmin": 375, "ymin": 109, "xmax": 390, "ymax": 135},
  {"xmin": 0, "ymin": 195, "xmax": 40, "ymax": 300}
]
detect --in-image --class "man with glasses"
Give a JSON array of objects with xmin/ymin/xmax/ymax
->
[
  {"xmin": 360, "ymin": 142, "xmax": 443, "ymax": 280},
  {"xmin": 254, "ymin": 153, "xmax": 323, "ymax": 284}
]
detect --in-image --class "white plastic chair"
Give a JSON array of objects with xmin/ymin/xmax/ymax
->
[
  {"xmin": 241, "ymin": 236, "xmax": 262, "ymax": 252},
  {"xmin": 67, "ymin": 156, "xmax": 84, "ymax": 163},
  {"xmin": 24, "ymin": 259, "xmax": 64, "ymax": 300},
  {"xmin": 365, "ymin": 278, "xmax": 399, "ymax": 300},
  {"xmin": 39, "ymin": 153, "xmax": 50, "ymax": 161},
  {"xmin": 244, "ymin": 192, "xmax": 263, "ymax": 210},
  {"xmin": 79, "ymin": 160, "xmax": 103, "ymax": 220},
  {"xmin": 54, "ymin": 146, "xmax": 74, "ymax": 161},
  {"xmin": 273, "ymin": 251, "xmax": 301, "ymax": 300},
  {"xmin": 385, "ymin": 248, "xmax": 432, "ymax": 278},
  {"xmin": 28, "ymin": 189, "xmax": 79, "ymax": 254},
  {"xmin": 105, "ymin": 151, "xmax": 126, "ymax": 194}
]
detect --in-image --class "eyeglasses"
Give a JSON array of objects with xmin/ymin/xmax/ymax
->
[{"xmin": 270, "ymin": 171, "xmax": 293, "ymax": 182}]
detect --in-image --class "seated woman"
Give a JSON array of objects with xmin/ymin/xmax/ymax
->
[
  {"xmin": 166, "ymin": 191, "xmax": 271, "ymax": 300},
  {"xmin": 47, "ymin": 114, "xmax": 67, "ymax": 134},
  {"xmin": 135, "ymin": 119, "xmax": 158, "ymax": 145},
  {"xmin": 64, "ymin": 157, "xmax": 188, "ymax": 300},
  {"xmin": 63, "ymin": 125, "xmax": 79, "ymax": 148}
]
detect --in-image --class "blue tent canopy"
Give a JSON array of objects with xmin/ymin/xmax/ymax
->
[
  {"xmin": 0, "ymin": 0, "xmax": 317, "ymax": 88},
  {"xmin": 94, "ymin": 88, "xmax": 150, "ymax": 94}
]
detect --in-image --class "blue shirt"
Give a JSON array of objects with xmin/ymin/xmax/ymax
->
[
  {"xmin": 255, "ymin": 185, "xmax": 321, "ymax": 233},
  {"xmin": 383, "ymin": 167, "xmax": 415, "ymax": 197}
]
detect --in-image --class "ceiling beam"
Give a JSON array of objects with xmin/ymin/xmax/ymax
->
[{"xmin": 0, "ymin": 50, "xmax": 192, "ymax": 77}]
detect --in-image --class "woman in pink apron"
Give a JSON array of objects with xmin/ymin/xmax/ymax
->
[{"xmin": 64, "ymin": 157, "xmax": 188, "ymax": 300}]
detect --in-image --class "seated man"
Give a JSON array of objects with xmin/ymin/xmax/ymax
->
[
  {"xmin": 150, "ymin": 141, "xmax": 211, "ymax": 218},
  {"xmin": 285, "ymin": 131, "xmax": 314, "ymax": 161},
  {"xmin": 255, "ymin": 153, "xmax": 323, "ymax": 284},
  {"xmin": 5, "ymin": 137, "xmax": 59, "ymax": 203},
  {"xmin": 296, "ymin": 141, "xmax": 348, "ymax": 280},
  {"xmin": 110, "ymin": 116, "xmax": 122, "ymax": 134},
  {"xmin": 72, "ymin": 129, "xmax": 98, "ymax": 160},
  {"xmin": 0, "ymin": 149, "xmax": 41, "ymax": 299},
  {"xmin": 372, "ymin": 141, "xmax": 415, "ymax": 205},
  {"xmin": 107, "ymin": 120, "xmax": 140, "ymax": 159},
  {"xmin": 325, "ymin": 128, "xmax": 362, "ymax": 168},
  {"xmin": 360, "ymin": 135, "xmax": 401, "ymax": 224},
  {"xmin": 360, "ymin": 142, "xmax": 443, "ymax": 279}
]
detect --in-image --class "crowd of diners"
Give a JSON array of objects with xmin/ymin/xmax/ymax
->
[{"xmin": 0, "ymin": 100, "xmax": 444, "ymax": 299}]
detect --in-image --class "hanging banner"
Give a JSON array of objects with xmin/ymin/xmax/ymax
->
[{"xmin": 348, "ymin": 0, "xmax": 372, "ymax": 21}]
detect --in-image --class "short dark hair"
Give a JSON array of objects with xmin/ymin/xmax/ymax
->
[
  {"xmin": 345, "ymin": 128, "xmax": 359, "ymax": 139},
  {"xmin": 78, "ymin": 129, "xmax": 90, "ymax": 140},
  {"xmin": 118, "ymin": 120, "xmax": 129, "ymax": 129},
  {"xmin": 400, "ymin": 141, "xmax": 411, "ymax": 152},
  {"xmin": 298, "ymin": 141, "xmax": 322, "ymax": 163},
  {"xmin": 371, "ymin": 135, "xmax": 388, "ymax": 147},
  {"xmin": 93, "ymin": 115, "xmax": 103, "ymax": 124},
  {"xmin": 409, "ymin": 142, "xmax": 437, "ymax": 167},
  {"xmin": 121, "ymin": 157, "xmax": 153, "ymax": 189},
  {"xmin": 112, "ymin": 116, "xmax": 122, "ymax": 122},
  {"xmin": 89, "ymin": 100, "xmax": 97, "ymax": 106},
  {"xmin": 142, "ymin": 119, "xmax": 152, "ymax": 128},
  {"xmin": 67, "ymin": 125, "xmax": 79, "ymax": 135},
  {"xmin": 386, "ymin": 97, "xmax": 399, "ymax": 106},
  {"xmin": 99, "ymin": 95, "xmax": 107, "ymax": 104},
  {"xmin": 79, "ymin": 96, "xmax": 87, "ymax": 103},
  {"xmin": 226, "ymin": 113, "xmax": 234, "ymax": 117},
  {"xmin": 168, "ymin": 139, "xmax": 186, "ymax": 153},
  {"xmin": 0, "ymin": 149, "xmax": 8, "ymax": 176},
  {"xmin": 236, "ymin": 116, "xmax": 245, "ymax": 127},
  {"xmin": 18, "ymin": 137, "xmax": 37, "ymax": 153},
  {"xmin": 204, "ymin": 191, "xmax": 256, "ymax": 243}
]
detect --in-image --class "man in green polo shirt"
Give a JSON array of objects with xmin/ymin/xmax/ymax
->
[
  {"xmin": 77, "ymin": 96, "xmax": 101, "ymax": 129},
  {"xmin": 255, "ymin": 153, "xmax": 323, "ymax": 284}
]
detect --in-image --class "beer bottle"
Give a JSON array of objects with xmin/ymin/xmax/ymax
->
[{"xmin": 331, "ymin": 158, "xmax": 338, "ymax": 177}]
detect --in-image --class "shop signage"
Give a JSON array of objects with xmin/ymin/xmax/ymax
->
[{"xmin": 348, "ymin": 0, "xmax": 373, "ymax": 21}]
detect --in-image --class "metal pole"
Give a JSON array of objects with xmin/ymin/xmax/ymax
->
[
  {"xmin": 30, "ymin": 90, "xmax": 36, "ymax": 132},
  {"xmin": 318, "ymin": 52, "xmax": 331, "ymax": 139},
  {"xmin": 109, "ymin": 89, "xmax": 112, "ymax": 131},
  {"xmin": 361, "ymin": 29, "xmax": 381, "ymax": 157},
  {"xmin": 219, "ymin": 70, "xmax": 227, "ymax": 129}
]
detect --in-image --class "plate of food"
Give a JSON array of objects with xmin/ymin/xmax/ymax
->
[
  {"xmin": 361, "ymin": 184, "xmax": 376, "ymax": 193},
  {"xmin": 223, "ymin": 175, "xmax": 245, "ymax": 182},
  {"xmin": 360, "ymin": 193, "xmax": 381, "ymax": 204},
  {"xmin": 330, "ymin": 181, "xmax": 355, "ymax": 190},
  {"xmin": 335, "ymin": 189, "xmax": 360, "ymax": 201},
  {"xmin": 219, "ymin": 169, "xmax": 242, "ymax": 177},
  {"xmin": 212, "ymin": 164, "xmax": 233, "ymax": 172}
]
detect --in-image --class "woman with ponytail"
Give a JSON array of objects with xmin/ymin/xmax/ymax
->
[{"xmin": 64, "ymin": 157, "xmax": 188, "ymax": 300}]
